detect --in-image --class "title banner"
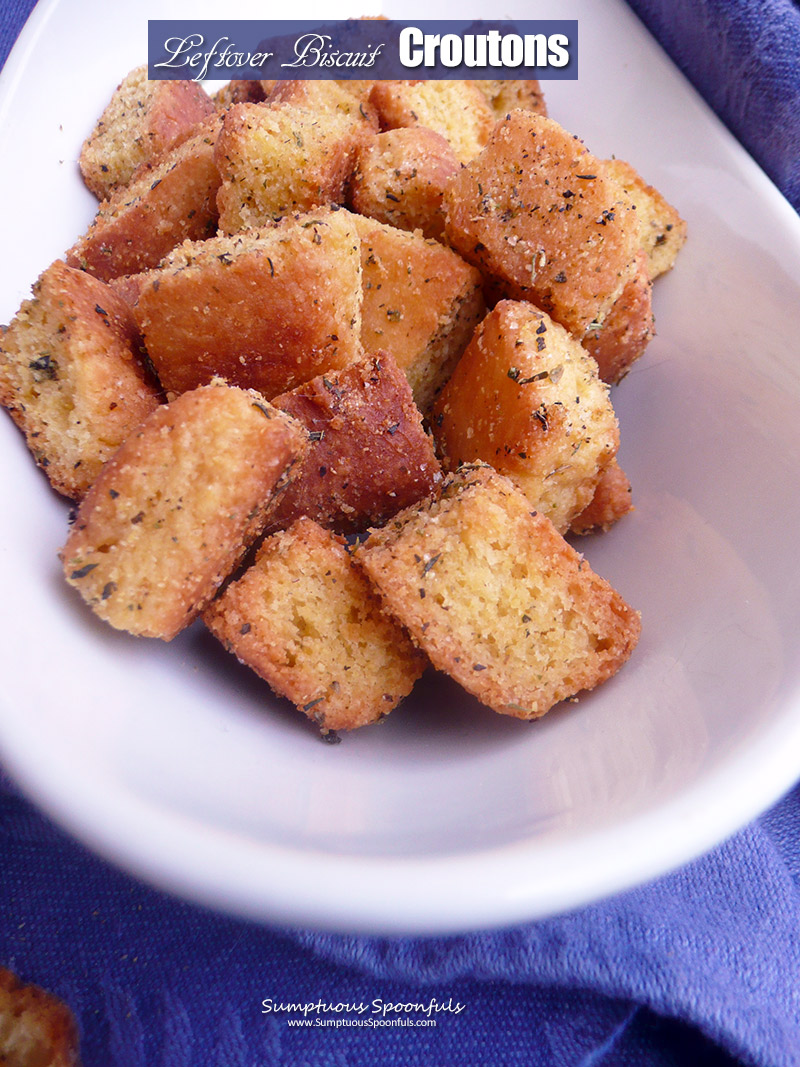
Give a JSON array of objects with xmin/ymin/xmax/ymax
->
[{"xmin": 147, "ymin": 20, "xmax": 578, "ymax": 82}]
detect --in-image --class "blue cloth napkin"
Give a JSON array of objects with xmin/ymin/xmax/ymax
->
[
  {"xmin": 3, "ymin": 1, "xmax": 800, "ymax": 1065},
  {"xmin": 628, "ymin": 0, "xmax": 800, "ymax": 213},
  {"xmin": 3, "ymin": 762, "xmax": 799, "ymax": 1066}
]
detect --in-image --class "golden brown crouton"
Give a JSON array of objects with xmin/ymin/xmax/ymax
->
[
  {"xmin": 0, "ymin": 260, "xmax": 160, "ymax": 499},
  {"xmin": 444, "ymin": 111, "xmax": 640, "ymax": 337},
  {"xmin": 570, "ymin": 458, "xmax": 633, "ymax": 534},
  {"xmin": 348, "ymin": 127, "xmax": 460, "ymax": 240},
  {"xmin": 605, "ymin": 157, "xmax": 687, "ymax": 278},
  {"xmin": 267, "ymin": 79, "xmax": 379, "ymax": 127},
  {"xmin": 215, "ymin": 102, "xmax": 368, "ymax": 233},
  {"xmin": 357, "ymin": 464, "xmax": 640, "ymax": 719},
  {"xmin": 132, "ymin": 210, "xmax": 363, "ymax": 398},
  {"xmin": 432, "ymin": 301, "xmax": 618, "ymax": 533},
  {"xmin": 352, "ymin": 213, "xmax": 485, "ymax": 412},
  {"xmin": 369, "ymin": 80, "xmax": 495, "ymax": 163},
  {"xmin": 333, "ymin": 79, "xmax": 377, "ymax": 101},
  {"xmin": 61, "ymin": 382, "xmax": 305, "ymax": 640},
  {"xmin": 67, "ymin": 116, "xmax": 222, "ymax": 283},
  {"xmin": 582, "ymin": 250, "xmax": 654, "ymax": 383},
  {"xmin": 268, "ymin": 351, "xmax": 441, "ymax": 534},
  {"xmin": 213, "ymin": 79, "xmax": 269, "ymax": 109},
  {"xmin": 475, "ymin": 79, "xmax": 547, "ymax": 119},
  {"xmin": 106, "ymin": 271, "xmax": 148, "ymax": 309},
  {"xmin": 79, "ymin": 65, "xmax": 215, "ymax": 200},
  {"xmin": 204, "ymin": 517, "xmax": 426, "ymax": 733},
  {"xmin": 0, "ymin": 968, "xmax": 80, "ymax": 1067}
]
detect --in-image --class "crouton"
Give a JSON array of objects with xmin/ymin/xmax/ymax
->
[
  {"xmin": 357, "ymin": 464, "xmax": 641, "ymax": 719},
  {"xmin": 204, "ymin": 517, "xmax": 426, "ymax": 733},
  {"xmin": 0, "ymin": 260, "xmax": 160, "ymax": 498},
  {"xmin": 570, "ymin": 458, "xmax": 633, "ymax": 534},
  {"xmin": 348, "ymin": 127, "xmax": 460, "ymax": 240},
  {"xmin": 213, "ymin": 79, "xmax": 270, "ymax": 110},
  {"xmin": 67, "ymin": 116, "xmax": 222, "ymax": 283},
  {"xmin": 267, "ymin": 79, "xmax": 379, "ymax": 127},
  {"xmin": 106, "ymin": 271, "xmax": 148, "ymax": 309},
  {"xmin": 582, "ymin": 250, "xmax": 654, "ymax": 383},
  {"xmin": 0, "ymin": 968, "xmax": 80, "ymax": 1067},
  {"xmin": 475, "ymin": 78, "xmax": 547, "ymax": 119},
  {"xmin": 444, "ymin": 111, "xmax": 640, "ymax": 337},
  {"xmin": 268, "ymin": 351, "xmax": 441, "ymax": 534},
  {"xmin": 605, "ymin": 157, "xmax": 687, "ymax": 278},
  {"xmin": 353, "ymin": 213, "xmax": 485, "ymax": 412},
  {"xmin": 61, "ymin": 382, "xmax": 305, "ymax": 640},
  {"xmin": 432, "ymin": 300, "xmax": 618, "ymax": 533},
  {"xmin": 79, "ymin": 65, "xmax": 215, "ymax": 200},
  {"xmin": 369, "ymin": 80, "xmax": 495, "ymax": 163},
  {"xmin": 215, "ymin": 102, "xmax": 367, "ymax": 233},
  {"xmin": 131, "ymin": 209, "xmax": 363, "ymax": 398}
]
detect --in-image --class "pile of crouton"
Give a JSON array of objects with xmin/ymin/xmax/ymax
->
[{"xmin": 0, "ymin": 67, "xmax": 686, "ymax": 737}]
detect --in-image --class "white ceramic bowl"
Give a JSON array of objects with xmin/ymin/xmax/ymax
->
[{"xmin": 2, "ymin": 0, "xmax": 800, "ymax": 934}]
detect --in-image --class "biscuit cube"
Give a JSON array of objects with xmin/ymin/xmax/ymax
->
[
  {"xmin": 67, "ymin": 116, "xmax": 222, "ymax": 283},
  {"xmin": 475, "ymin": 79, "xmax": 547, "ymax": 119},
  {"xmin": 369, "ymin": 80, "xmax": 495, "ymax": 164},
  {"xmin": 106, "ymin": 271, "xmax": 148, "ymax": 309},
  {"xmin": 61, "ymin": 382, "xmax": 306, "ymax": 640},
  {"xmin": 213, "ymin": 79, "xmax": 269, "ymax": 110},
  {"xmin": 444, "ymin": 111, "xmax": 640, "ymax": 337},
  {"xmin": 357, "ymin": 464, "xmax": 641, "ymax": 719},
  {"xmin": 79, "ymin": 65, "xmax": 215, "ymax": 200},
  {"xmin": 353, "ymin": 213, "xmax": 485, "ymax": 412},
  {"xmin": 582, "ymin": 250, "xmax": 654, "ymax": 383},
  {"xmin": 348, "ymin": 127, "xmax": 460, "ymax": 240},
  {"xmin": 204, "ymin": 517, "xmax": 426, "ymax": 733},
  {"xmin": 267, "ymin": 79, "xmax": 379, "ymax": 127},
  {"xmin": 132, "ymin": 209, "xmax": 363, "ymax": 398},
  {"xmin": 215, "ymin": 102, "xmax": 367, "ymax": 233},
  {"xmin": 268, "ymin": 351, "xmax": 442, "ymax": 534},
  {"xmin": 0, "ymin": 967, "xmax": 80, "ymax": 1067},
  {"xmin": 0, "ymin": 260, "xmax": 160, "ymax": 499},
  {"xmin": 570, "ymin": 458, "xmax": 633, "ymax": 535},
  {"xmin": 433, "ymin": 301, "xmax": 619, "ymax": 533},
  {"xmin": 605, "ymin": 158, "xmax": 687, "ymax": 279}
]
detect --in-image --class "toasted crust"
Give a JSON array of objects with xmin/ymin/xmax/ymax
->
[
  {"xmin": 352, "ymin": 213, "xmax": 485, "ymax": 412},
  {"xmin": 570, "ymin": 457, "xmax": 633, "ymax": 534},
  {"xmin": 61, "ymin": 382, "xmax": 306, "ymax": 639},
  {"xmin": 269, "ymin": 351, "xmax": 441, "ymax": 534},
  {"xmin": 357, "ymin": 464, "xmax": 641, "ymax": 719},
  {"xmin": 215, "ymin": 102, "xmax": 367, "ymax": 233},
  {"xmin": 213, "ymin": 79, "xmax": 269, "ymax": 110},
  {"xmin": 204, "ymin": 517, "xmax": 426, "ymax": 732},
  {"xmin": 67, "ymin": 116, "xmax": 222, "ymax": 282},
  {"xmin": 0, "ymin": 260, "xmax": 160, "ymax": 498},
  {"xmin": 0, "ymin": 969, "xmax": 80, "ymax": 1067},
  {"xmin": 433, "ymin": 300, "xmax": 619, "ymax": 532},
  {"xmin": 475, "ymin": 79, "xmax": 547, "ymax": 119},
  {"xmin": 106, "ymin": 271, "xmax": 148, "ymax": 309},
  {"xmin": 444, "ymin": 111, "xmax": 640, "ymax": 337},
  {"xmin": 582, "ymin": 250, "xmax": 654, "ymax": 383},
  {"xmin": 605, "ymin": 157, "xmax": 687, "ymax": 279},
  {"xmin": 267, "ymin": 79, "xmax": 379, "ymax": 128},
  {"xmin": 370, "ymin": 80, "xmax": 495, "ymax": 163},
  {"xmin": 79, "ymin": 65, "xmax": 215, "ymax": 200},
  {"xmin": 348, "ymin": 127, "xmax": 460, "ymax": 240},
  {"xmin": 131, "ymin": 210, "xmax": 363, "ymax": 398}
]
